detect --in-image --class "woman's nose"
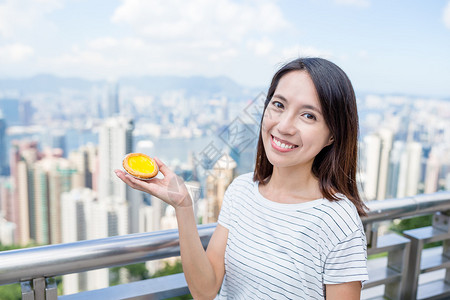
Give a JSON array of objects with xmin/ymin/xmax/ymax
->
[{"xmin": 276, "ymin": 114, "xmax": 297, "ymax": 135}]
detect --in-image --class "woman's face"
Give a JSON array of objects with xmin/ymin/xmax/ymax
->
[{"xmin": 262, "ymin": 70, "xmax": 333, "ymax": 172}]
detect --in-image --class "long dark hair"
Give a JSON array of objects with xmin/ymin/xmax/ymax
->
[{"xmin": 253, "ymin": 57, "xmax": 367, "ymax": 216}]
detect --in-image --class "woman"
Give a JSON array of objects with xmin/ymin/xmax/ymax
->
[{"xmin": 115, "ymin": 57, "xmax": 369, "ymax": 299}]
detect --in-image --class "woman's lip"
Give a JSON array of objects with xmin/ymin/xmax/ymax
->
[
  {"xmin": 271, "ymin": 135, "xmax": 298, "ymax": 146},
  {"xmin": 270, "ymin": 135, "xmax": 298, "ymax": 152}
]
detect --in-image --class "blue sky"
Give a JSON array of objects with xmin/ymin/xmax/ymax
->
[{"xmin": 0, "ymin": 0, "xmax": 449, "ymax": 97}]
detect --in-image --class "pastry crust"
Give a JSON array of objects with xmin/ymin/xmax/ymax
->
[{"xmin": 123, "ymin": 153, "xmax": 159, "ymax": 179}]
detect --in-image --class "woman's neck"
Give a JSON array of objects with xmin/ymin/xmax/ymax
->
[{"xmin": 261, "ymin": 165, "xmax": 323, "ymax": 204}]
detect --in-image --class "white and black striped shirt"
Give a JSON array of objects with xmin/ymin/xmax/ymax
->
[{"xmin": 216, "ymin": 173, "xmax": 368, "ymax": 299}]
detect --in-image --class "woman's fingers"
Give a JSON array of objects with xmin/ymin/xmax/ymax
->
[
  {"xmin": 154, "ymin": 156, "xmax": 171, "ymax": 176},
  {"xmin": 115, "ymin": 169, "xmax": 150, "ymax": 191},
  {"xmin": 115, "ymin": 169, "xmax": 169, "ymax": 200}
]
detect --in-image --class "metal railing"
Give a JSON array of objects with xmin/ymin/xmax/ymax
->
[{"xmin": 1, "ymin": 191, "xmax": 450, "ymax": 299}]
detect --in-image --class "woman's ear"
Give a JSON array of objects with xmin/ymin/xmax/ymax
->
[{"xmin": 326, "ymin": 136, "xmax": 334, "ymax": 146}]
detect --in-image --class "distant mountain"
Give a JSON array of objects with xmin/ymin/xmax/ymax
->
[
  {"xmin": 120, "ymin": 75, "xmax": 249, "ymax": 98},
  {"xmin": 0, "ymin": 74, "xmax": 103, "ymax": 94},
  {"xmin": 0, "ymin": 74, "xmax": 259, "ymax": 99}
]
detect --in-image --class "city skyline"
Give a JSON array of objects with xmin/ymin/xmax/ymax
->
[{"xmin": 0, "ymin": 0, "xmax": 450, "ymax": 97}]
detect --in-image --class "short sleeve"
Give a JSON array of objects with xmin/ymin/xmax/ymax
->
[
  {"xmin": 323, "ymin": 229, "xmax": 369, "ymax": 285},
  {"xmin": 217, "ymin": 183, "xmax": 234, "ymax": 229}
]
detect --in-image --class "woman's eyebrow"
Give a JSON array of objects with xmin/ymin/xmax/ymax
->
[
  {"xmin": 272, "ymin": 94, "xmax": 287, "ymax": 102},
  {"xmin": 272, "ymin": 94, "xmax": 322, "ymax": 114}
]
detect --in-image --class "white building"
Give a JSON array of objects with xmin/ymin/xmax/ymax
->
[
  {"xmin": 0, "ymin": 216, "xmax": 15, "ymax": 245},
  {"xmin": 362, "ymin": 134, "xmax": 381, "ymax": 201},
  {"xmin": 61, "ymin": 188, "xmax": 128, "ymax": 295},
  {"xmin": 397, "ymin": 142, "xmax": 423, "ymax": 198},
  {"xmin": 98, "ymin": 117, "xmax": 140, "ymax": 233},
  {"xmin": 362, "ymin": 130, "xmax": 394, "ymax": 201}
]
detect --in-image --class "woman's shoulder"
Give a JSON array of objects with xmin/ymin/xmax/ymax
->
[
  {"xmin": 317, "ymin": 194, "xmax": 364, "ymax": 234},
  {"xmin": 229, "ymin": 172, "xmax": 255, "ymax": 188},
  {"xmin": 324, "ymin": 194, "xmax": 360, "ymax": 214}
]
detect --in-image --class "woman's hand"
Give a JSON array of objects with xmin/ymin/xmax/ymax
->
[{"xmin": 115, "ymin": 157, "xmax": 192, "ymax": 208}]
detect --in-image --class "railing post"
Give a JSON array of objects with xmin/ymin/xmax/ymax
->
[
  {"xmin": 385, "ymin": 237, "xmax": 411, "ymax": 300},
  {"xmin": 364, "ymin": 226, "xmax": 410, "ymax": 300},
  {"xmin": 20, "ymin": 277, "xmax": 58, "ymax": 300},
  {"xmin": 45, "ymin": 277, "xmax": 58, "ymax": 300},
  {"xmin": 403, "ymin": 211, "xmax": 450, "ymax": 299},
  {"xmin": 403, "ymin": 237, "xmax": 423, "ymax": 300},
  {"xmin": 21, "ymin": 280, "xmax": 34, "ymax": 300}
]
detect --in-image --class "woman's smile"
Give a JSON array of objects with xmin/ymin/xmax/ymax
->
[{"xmin": 270, "ymin": 135, "xmax": 299, "ymax": 152}]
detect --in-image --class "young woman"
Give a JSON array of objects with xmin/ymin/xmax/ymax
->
[{"xmin": 115, "ymin": 57, "xmax": 369, "ymax": 299}]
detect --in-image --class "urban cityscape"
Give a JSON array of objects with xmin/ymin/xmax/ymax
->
[{"xmin": 0, "ymin": 74, "xmax": 449, "ymax": 295}]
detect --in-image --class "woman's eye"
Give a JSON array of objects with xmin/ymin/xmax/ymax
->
[
  {"xmin": 303, "ymin": 113, "xmax": 316, "ymax": 120},
  {"xmin": 272, "ymin": 101, "xmax": 284, "ymax": 109}
]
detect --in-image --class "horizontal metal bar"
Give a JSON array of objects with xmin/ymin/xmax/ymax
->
[
  {"xmin": 363, "ymin": 191, "xmax": 450, "ymax": 223},
  {"xmin": 59, "ymin": 273, "xmax": 189, "ymax": 300},
  {"xmin": 0, "ymin": 223, "xmax": 215, "ymax": 285}
]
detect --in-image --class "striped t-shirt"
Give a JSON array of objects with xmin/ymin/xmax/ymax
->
[{"xmin": 216, "ymin": 173, "xmax": 369, "ymax": 299}]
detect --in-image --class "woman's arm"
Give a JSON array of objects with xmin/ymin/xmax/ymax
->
[
  {"xmin": 175, "ymin": 206, "xmax": 228, "ymax": 299},
  {"xmin": 115, "ymin": 157, "xmax": 227, "ymax": 299},
  {"xmin": 325, "ymin": 281, "xmax": 362, "ymax": 300}
]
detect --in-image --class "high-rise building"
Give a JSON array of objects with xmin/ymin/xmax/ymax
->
[
  {"xmin": 9, "ymin": 141, "xmax": 40, "ymax": 245},
  {"xmin": 98, "ymin": 117, "xmax": 139, "ymax": 233},
  {"xmin": 376, "ymin": 129, "xmax": 394, "ymax": 200},
  {"xmin": 61, "ymin": 188, "xmax": 128, "ymax": 294},
  {"xmin": 61, "ymin": 188, "xmax": 109, "ymax": 295},
  {"xmin": 31, "ymin": 152, "xmax": 75, "ymax": 244},
  {"xmin": 106, "ymin": 83, "xmax": 120, "ymax": 118},
  {"xmin": 69, "ymin": 144, "xmax": 97, "ymax": 190},
  {"xmin": 361, "ymin": 130, "xmax": 393, "ymax": 201},
  {"xmin": 386, "ymin": 141, "xmax": 403, "ymax": 199},
  {"xmin": 98, "ymin": 117, "xmax": 133, "ymax": 201},
  {"xmin": 51, "ymin": 130, "xmax": 67, "ymax": 157},
  {"xmin": 397, "ymin": 142, "xmax": 423, "ymax": 198},
  {"xmin": 8, "ymin": 141, "xmax": 77, "ymax": 245},
  {"xmin": 424, "ymin": 147, "xmax": 441, "ymax": 194},
  {"xmin": 19, "ymin": 100, "xmax": 33, "ymax": 126},
  {"xmin": 204, "ymin": 153, "xmax": 236, "ymax": 223},
  {"xmin": 0, "ymin": 178, "xmax": 14, "ymax": 224},
  {"xmin": 0, "ymin": 111, "xmax": 8, "ymax": 175},
  {"xmin": 362, "ymin": 134, "xmax": 381, "ymax": 200},
  {"xmin": 0, "ymin": 216, "xmax": 15, "ymax": 245}
]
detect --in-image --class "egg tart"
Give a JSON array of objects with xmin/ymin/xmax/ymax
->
[{"xmin": 123, "ymin": 153, "xmax": 159, "ymax": 180}]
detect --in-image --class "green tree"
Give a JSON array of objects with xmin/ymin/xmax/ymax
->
[
  {"xmin": 0, "ymin": 284, "xmax": 21, "ymax": 300},
  {"xmin": 151, "ymin": 260, "xmax": 192, "ymax": 300},
  {"xmin": 390, "ymin": 214, "xmax": 442, "ymax": 248},
  {"xmin": 110, "ymin": 263, "xmax": 150, "ymax": 286},
  {"xmin": 110, "ymin": 260, "xmax": 191, "ymax": 299}
]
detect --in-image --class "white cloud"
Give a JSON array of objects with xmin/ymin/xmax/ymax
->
[
  {"xmin": 358, "ymin": 50, "xmax": 369, "ymax": 59},
  {"xmin": 0, "ymin": 0, "xmax": 62, "ymax": 38},
  {"xmin": 41, "ymin": 37, "xmax": 208, "ymax": 80},
  {"xmin": 444, "ymin": 1, "xmax": 450, "ymax": 29},
  {"xmin": 80, "ymin": 0, "xmax": 290, "ymax": 80},
  {"xmin": 111, "ymin": 0, "xmax": 288, "ymax": 42},
  {"xmin": 280, "ymin": 45, "xmax": 333, "ymax": 62},
  {"xmin": 88, "ymin": 37, "xmax": 120, "ymax": 50},
  {"xmin": 334, "ymin": 0, "xmax": 370, "ymax": 8},
  {"xmin": 247, "ymin": 37, "xmax": 274, "ymax": 56},
  {"xmin": 0, "ymin": 43, "xmax": 34, "ymax": 63}
]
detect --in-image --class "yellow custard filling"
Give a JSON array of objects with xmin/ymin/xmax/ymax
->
[{"xmin": 128, "ymin": 155, "xmax": 156, "ymax": 174}]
